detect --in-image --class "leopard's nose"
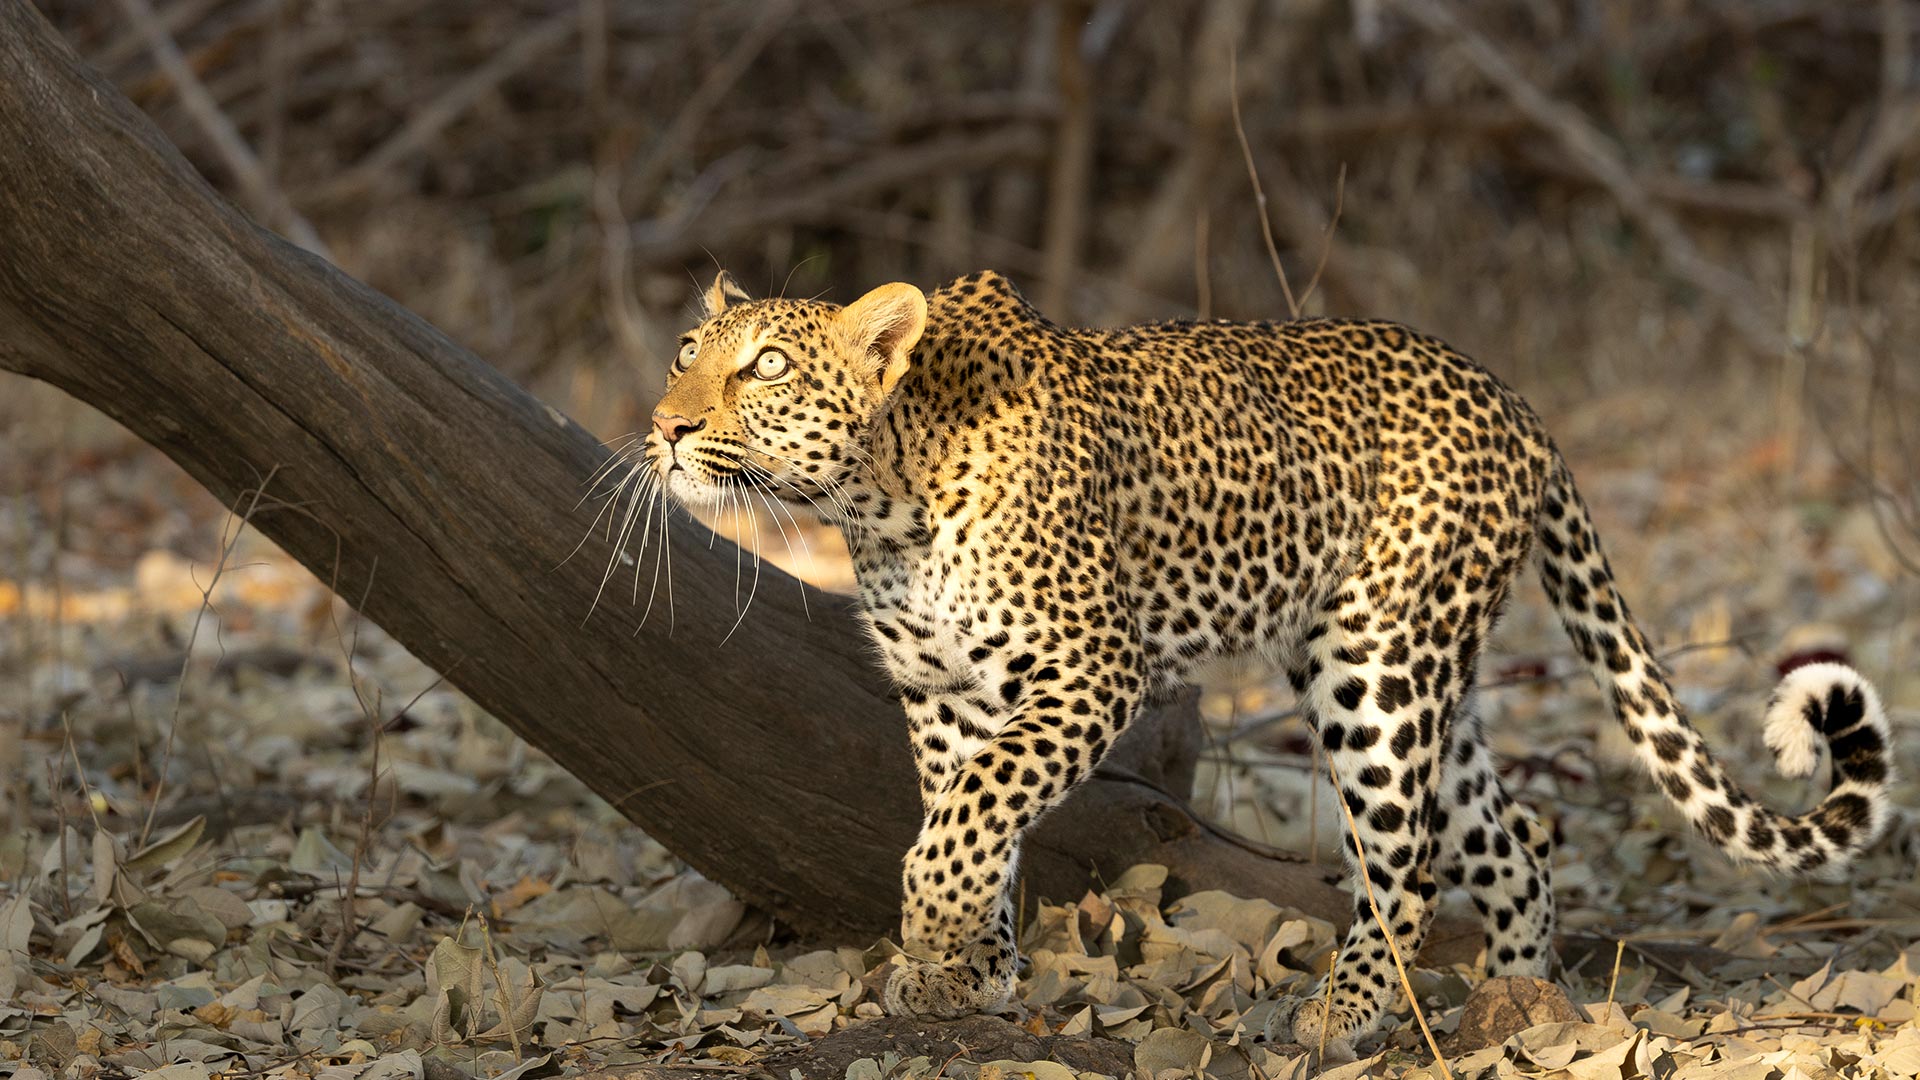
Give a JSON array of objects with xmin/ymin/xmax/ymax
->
[{"xmin": 652, "ymin": 413, "xmax": 706, "ymax": 444}]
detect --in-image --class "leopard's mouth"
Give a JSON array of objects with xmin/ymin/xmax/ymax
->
[
  {"xmin": 689, "ymin": 451, "xmax": 752, "ymax": 484},
  {"xmin": 655, "ymin": 446, "xmax": 777, "ymax": 507}
]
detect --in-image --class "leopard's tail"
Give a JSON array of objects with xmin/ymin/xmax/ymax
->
[{"xmin": 1532, "ymin": 455, "xmax": 1894, "ymax": 874}]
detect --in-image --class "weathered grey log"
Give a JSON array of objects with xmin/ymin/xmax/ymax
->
[{"xmin": 0, "ymin": 0, "xmax": 1483, "ymax": 962}]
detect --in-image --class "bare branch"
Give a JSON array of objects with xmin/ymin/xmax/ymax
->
[
  {"xmin": 113, "ymin": 0, "xmax": 327, "ymax": 257},
  {"xmin": 312, "ymin": 13, "xmax": 577, "ymax": 205},
  {"xmin": 1385, "ymin": 0, "xmax": 1788, "ymax": 355},
  {"xmin": 1228, "ymin": 49, "xmax": 1298, "ymax": 318}
]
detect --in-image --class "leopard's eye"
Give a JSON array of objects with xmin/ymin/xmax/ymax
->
[
  {"xmin": 673, "ymin": 339, "xmax": 698, "ymax": 373},
  {"xmin": 753, "ymin": 349, "xmax": 791, "ymax": 381}
]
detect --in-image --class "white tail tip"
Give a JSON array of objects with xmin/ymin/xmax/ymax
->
[{"xmin": 1763, "ymin": 661, "xmax": 1880, "ymax": 781}]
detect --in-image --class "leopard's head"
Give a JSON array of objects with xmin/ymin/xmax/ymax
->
[{"xmin": 645, "ymin": 272, "xmax": 926, "ymax": 509}]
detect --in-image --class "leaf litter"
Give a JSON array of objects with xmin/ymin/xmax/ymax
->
[{"xmin": 1, "ymin": 395, "xmax": 1918, "ymax": 1079}]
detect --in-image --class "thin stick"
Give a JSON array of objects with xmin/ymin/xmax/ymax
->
[
  {"xmin": 321, "ymin": 552, "xmax": 390, "ymax": 979},
  {"xmin": 1324, "ymin": 754, "xmax": 1453, "ymax": 1076},
  {"xmin": 1017, "ymin": 876, "xmax": 1028, "ymax": 946},
  {"xmin": 1384, "ymin": 0, "xmax": 1782, "ymax": 354},
  {"xmin": 1604, "ymin": 939, "xmax": 1626, "ymax": 1010},
  {"xmin": 1319, "ymin": 942, "xmax": 1336, "ymax": 1062},
  {"xmin": 325, "ymin": 681, "xmax": 387, "ymax": 977},
  {"xmin": 259, "ymin": 0, "xmax": 288, "ymax": 177},
  {"xmin": 43, "ymin": 760, "xmax": 72, "ymax": 920},
  {"xmin": 138, "ymin": 469, "xmax": 278, "ymax": 847},
  {"xmin": 478, "ymin": 914, "xmax": 526, "ymax": 1060},
  {"xmin": 1228, "ymin": 50, "xmax": 1298, "ymax": 317},
  {"xmin": 1039, "ymin": 2, "xmax": 1095, "ymax": 316},
  {"xmin": 1297, "ymin": 163, "xmax": 1347, "ymax": 315},
  {"xmin": 1193, "ymin": 204, "xmax": 1213, "ymax": 319},
  {"xmin": 62, "ymin": 722, "xmax": 106, "ymax": 831}
]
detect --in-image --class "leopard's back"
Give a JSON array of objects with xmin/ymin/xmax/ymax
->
[{"xmin": 1015, "ymin": 313, "xmax": 1557, "ymax": 688}]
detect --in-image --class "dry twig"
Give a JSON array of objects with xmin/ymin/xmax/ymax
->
[
  {"xmin": 624, "ymin": 0, "xmax": 801, "ymax": 213},
  {"xmin": 1324, "ymin": 753, "xmax": 1452, "ymax": 1076},
  {"xmin": 314, "ymin": 13, "xmax": 577, "ymax": 204},
  {"xmin": 137, "ymin": 469, "xmax": 278, "ymax": 847},
  {"xmin": 1039, "ymin": 0, "xmax": 1096, "ymax": 316},
  {"xmin": 1384, "ymin": 0, "xmax": 1787, "ymax": 355},
  {"xmin": 1228, "ymin": 49, "xmax": 1299, "ymax": 318}
]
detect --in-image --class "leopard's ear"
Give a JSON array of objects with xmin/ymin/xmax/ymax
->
[
  {"xmin": 841, "ymin": 282, "xmax": 927, "ymax": 394},
  {"xmin": 702, "ymin": 271, "xmax": 751, "ymax": 317}
]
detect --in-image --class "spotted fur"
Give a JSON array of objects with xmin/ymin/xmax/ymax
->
[{"xmin": 640, "ymin": 270, "xmax": 1896, "ymax": 1043}]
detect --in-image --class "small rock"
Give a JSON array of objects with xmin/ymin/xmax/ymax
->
[{"xmin": 1448, "ymin": 976, "xmax": 1580, "ymax": 1052}]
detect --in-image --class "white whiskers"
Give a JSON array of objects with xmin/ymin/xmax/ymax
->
[
  {"xmin": 637, "ymin": 478, "xmax": 671, "ymax": 630},
  {"xmin": 575, "ymin": 435, "xmax": 873, "ymax": 642},
  {"xmin": 750, "ymin": 482, "xmax": 816, "ymax": 621},
  {"xmin": 720, "ymin": 481, "xmax": 767, "ymax": 645},
  {"xmin": 569, "ymin": 435, "xmax": 682, "ymax": 637},
  {"xmin": 737, "ymin": 461, "xmax": 818, "ymax": 622},
  {"xmin": 586, "ymin": 450, "xmax": 663, "ymax": 624},
  {"xmin": 745, "ymin": 448, "xmax": 871, "ymax": 552}
]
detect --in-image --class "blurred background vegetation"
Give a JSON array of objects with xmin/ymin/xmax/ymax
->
[
  {"xmin": 25, "ymin": 0, "xmax": 1916, "ymax": 416},
  {"xmin": 7, "ymin": 0, "xmax": 1917, "ymax": 614}
]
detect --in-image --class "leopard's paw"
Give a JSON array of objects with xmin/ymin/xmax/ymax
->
[
  {"xmin": 882, "ymin": 949, "xmax": 1016, "ymax": 1020},
  {"xmin": 1264, "ymin": 996, "xmax": 1360, "ymax": 1063}
]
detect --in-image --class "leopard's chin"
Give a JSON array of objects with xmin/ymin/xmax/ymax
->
[{"xmin": 659, "ymin": 464, "xmax": 728, "ymax": 509}]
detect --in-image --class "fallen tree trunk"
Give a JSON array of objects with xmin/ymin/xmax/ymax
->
[{"xmin": 0, "ymin": 0, "xmax": 1482, "ymax": 963}]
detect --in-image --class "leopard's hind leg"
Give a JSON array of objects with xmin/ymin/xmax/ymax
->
[
  {"xmin": 1266, "ymin": 588, "xmax": 1466, "ymax": 1051},
  {"xmin": 1267, "ymin": 519, "xmax": 1534, "ymax": 1051},
  {"xmin": 1433, "ymin": 711, "xmax": 1555, "ymax": 977}
]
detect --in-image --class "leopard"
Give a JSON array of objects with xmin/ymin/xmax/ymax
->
[{"xmin": 636, "ymin": 268, "xmax": 1895, "ymax": 1051}]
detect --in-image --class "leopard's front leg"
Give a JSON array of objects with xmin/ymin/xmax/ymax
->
[
  {"xmin": 882, "ymin": 885, "xmax": 1019, "ymax": 1018},
  {"xmin": 884, "ymin": 617, "xmax": 1142, "ymax": 1018}
]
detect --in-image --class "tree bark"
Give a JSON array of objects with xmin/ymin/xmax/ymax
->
[{"xmin": 0, "ymin": 0, "xmax": 1482, "ymax": 963}]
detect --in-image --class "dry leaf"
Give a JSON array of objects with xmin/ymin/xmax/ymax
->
[{"xmin": 125, "ymin": 816, "xmax": 206, "ymax": 874}]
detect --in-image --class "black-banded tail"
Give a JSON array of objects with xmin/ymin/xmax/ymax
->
[{"xmin": 1532, "ymin": 457, "xmax": 1894, "ymax": 873}]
